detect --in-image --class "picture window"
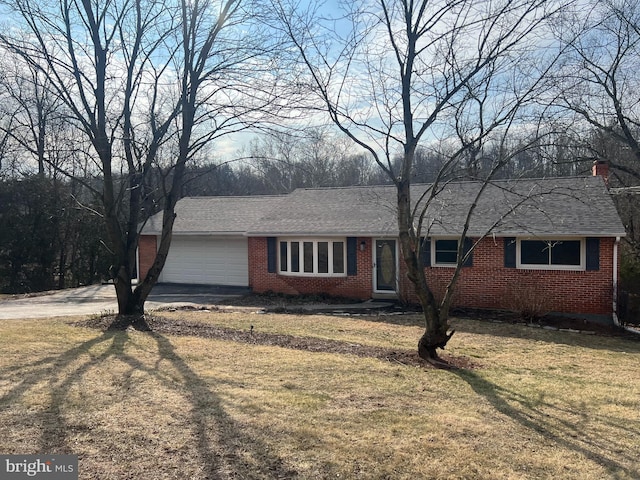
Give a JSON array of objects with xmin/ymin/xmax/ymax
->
[{"xmin": 518, "ymin": 239, "xmax": 584, "ymax": 270}]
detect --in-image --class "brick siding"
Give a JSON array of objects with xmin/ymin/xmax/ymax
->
[
  {"xmin": 250, "ymin": 236, "xmax": 618, "ymax": 316},
  {"xmin": 137, "ymin": 235, "xmax": 157, "ymax": 280},
  {"xmin": 248, "ymin": 237, "xmax": 373, "ymax": 299},
  {"xmin": 398, "ymin": 237, "xmax": 616, "ymax": 315}
]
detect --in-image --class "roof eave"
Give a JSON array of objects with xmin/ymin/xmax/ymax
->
[{"xmin": 141, "ymin": 230, "xmax": 248, "ymax": 236}]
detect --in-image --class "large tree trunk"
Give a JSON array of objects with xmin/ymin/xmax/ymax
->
[
  {"xmin": 417, "ymin": 317, "xmax": 455, "ymax": 362},
  {"xmin": 110, "ymin": 211, "xmax": 175, "ymax": 318},
  {"xmin": 406, "ymin": 251, "xmax": 455, "ymax": 361},
  {"xmin": 396, "ymin": 177, "xmax": 454, "ymax": 361},
  {"xmin": 114, "ymin": 266, "xmax": 144, "ymax": 316}
]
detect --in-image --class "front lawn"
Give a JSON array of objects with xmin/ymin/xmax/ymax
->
[{"xmin": 0, "ymin": 311, "xmax": 638, "ymax": 479}]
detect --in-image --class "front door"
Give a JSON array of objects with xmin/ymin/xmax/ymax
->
[{"xmin": 374, "ymin": 239, "xmax": 397, "ymax": 293}]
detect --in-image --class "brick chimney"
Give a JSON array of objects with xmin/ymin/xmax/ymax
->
[{"xmin": 592, "ymin": 160, "xmax": 609, "ymax": 185}]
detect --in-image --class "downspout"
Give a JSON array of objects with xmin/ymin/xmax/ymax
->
[
  {"xmin": 135, "ymin": 245, "xmax": 140, "ymax": 285},
  {"xmin": 613, "ymin": 236, "xmax": 620, "ymax": 327}
]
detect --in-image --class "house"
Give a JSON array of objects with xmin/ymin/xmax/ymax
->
[{"xmin": 138, "ymin": 169, "xmax": 626, "ymax": 321}]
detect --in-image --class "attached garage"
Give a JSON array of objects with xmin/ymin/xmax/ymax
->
[
  {"xmin": 159, "ymin": 235, "xmax": 248, "ymax": 286},
  {"xmin": 138, "ymin": 196, "xmax": 286, "ymax": 287}
]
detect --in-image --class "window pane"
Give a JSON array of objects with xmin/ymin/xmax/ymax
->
[
  {"xmin": 551, "ymin": 240, "xmax": 581, "ymax": 265},
  {"xmin": 521, "ymin": 240, "xmax": 549, "ymax": 265},
  {"xmin": 435, "ymin": 239, "xmax": 458, "ymax": 264},
  {"xmin": 304, "ymin": 242, "xmax": 314, "ymax": 273},
  {"xmin": 279, "ymin": 241, "xmax": 288, "ymax": 272},
  {"xmin": 437, "ymin": 239, "xmax": 458, "ymax": 251},
  {"xmin": 318, "ymin": 242, "xmax": 329, "ymax": 273},
  {"xmin": 291, "ymin": 242, "xmax": 300, "ymax": 272},
  {"xmin": 333, "ymin": 242, "xmax": 345, "ymax": 273},
  {"xmin": 436, "ymin": 251, "xmax": 458, "ymax": 264}
]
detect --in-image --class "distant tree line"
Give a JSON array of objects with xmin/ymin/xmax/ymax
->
[{"xmin": 0, "ymin": 175, "xmax": 110, "ymax": 292}]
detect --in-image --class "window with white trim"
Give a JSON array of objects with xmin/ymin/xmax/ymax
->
[
  {"xmin": 425, "ymin": 237, "xmax": 474, "ymax": 267},
  {"xmin": 432, "ymin": 239, "xmax": 459, "ymax": 266},
  {"xmin": 279, "ymin": 238, "xmax": 346, "ymax": 276},
  {"xmin": 517, "ymin": 238, "xmax": 585, "ymax": 270}
]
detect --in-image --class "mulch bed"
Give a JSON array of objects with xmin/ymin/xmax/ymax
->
[
  {"xmin": 221, "ymin": 294, "xmax": 638, "ymax": 338},
  {"xmin": 74, "ymin": 314, "xmax": 479, "ymax": 370}
]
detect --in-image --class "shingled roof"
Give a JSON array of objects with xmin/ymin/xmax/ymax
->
[
  {"xmin": 142, "ymin": 176, "xmax": 626, "ymax": 238},
  {"xmin": 411, "ymin": 175, "xmax": 626, "ymax": 237},
  {"xmin": 141, "ymin": 195, "xmax": 287, "ymax": 235}
]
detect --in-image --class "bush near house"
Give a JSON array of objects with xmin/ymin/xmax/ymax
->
[{"xmin": 620, "ymin": 252, "xmax": 640, "ymax": 325}]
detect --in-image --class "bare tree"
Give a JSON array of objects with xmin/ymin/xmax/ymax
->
[
  {"xmin": 553, "ymin": 0, "xmax": 640, "ymax": 263},
  {"xmin": 246, "ymin": 127, "xmax": 375, "ymax": 191},
  {"xmin": 0, "ymin": 0, "xmax": 285, "ymax": 316},
  {"xmin": 0, "ymin": 52, "xmax": 73, "ymax": 179},
  {"xmin": 554, "ymin": 0, "xmax": 640, "ymax": 181},
  {"xmin": 270, "ymin": 0, "xmax": 565, "ymax": 361}
]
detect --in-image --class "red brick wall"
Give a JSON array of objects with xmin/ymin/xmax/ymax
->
[
  {"xmin": 399, "ymin": 237, "xmax": 617, "ymax": 315},
  {"xmin": 248, "ymin": 237, "xmax": 373, "ymax": 299},
  {"xmin": 137, "ymin": 235, "xmax": 157, "ymax": 280},
  {"xmin": 249, "ymin": 235, "xmax": 617, "ymax": 316}
]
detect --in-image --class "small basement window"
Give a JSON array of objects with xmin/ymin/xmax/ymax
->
[
  {"xmin": 517, "ymin": 239, "xmax": 584, "ymax": 270},
  {"xmin": 279, "ymin": 238, "xmax": 346, "ymax": 276}
]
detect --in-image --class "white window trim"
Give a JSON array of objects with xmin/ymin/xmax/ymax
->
[
  {"xmin": 278, "ymin": 237, "xmax": 347, "ymax": 277},
  {"xmin": 516, "ymin": 237, "xmax": 586, "ymax": 271},
  {"xmin": 431, "ymin": 237, "xmax": 460, "ymax": 267}
]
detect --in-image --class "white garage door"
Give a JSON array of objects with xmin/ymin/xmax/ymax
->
[{"xmin": 159, "ymin": 236, "xmax": 248, "ymax": 286}]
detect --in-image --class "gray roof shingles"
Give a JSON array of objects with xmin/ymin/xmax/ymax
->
[
  {"xmin": 142, "ymin": 176, "xmax": 626, "ymax": 238},
  {"xmin": 141, "ymin": 195, "xmax": 287, "ymax": 235}
]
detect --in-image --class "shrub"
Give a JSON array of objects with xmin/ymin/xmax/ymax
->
[
  {"xmin": 621, "ymin": 252, "xmax": 640, "ymax": 294},
  {"xmin": 504, "ymin": 284, "xmax": 550, "ymax": 323}
]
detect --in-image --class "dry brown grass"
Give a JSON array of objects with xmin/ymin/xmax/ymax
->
[{"xmin": 0, "ymin": 311, "xmax": 639, "ymax": 479}]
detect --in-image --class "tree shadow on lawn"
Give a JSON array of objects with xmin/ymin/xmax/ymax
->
[
  {"xmin": 447, "ymin": 316, "xmax": 640, "ymax": 353},
  {"xmin": 0, "ymin": 317, "xmax": 298, "ymax": 479},
  {"xmin": 357, "ymin": 310, "xmax": 640, "ymax": 353},
  {"xmin": 454, "ymin": 369, "xmax": 640, "ymax": 478}
]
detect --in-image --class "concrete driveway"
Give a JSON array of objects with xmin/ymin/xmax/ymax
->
[{"xmin": 0, "ymin": 284, "xmax": 249, "ymax": 320}]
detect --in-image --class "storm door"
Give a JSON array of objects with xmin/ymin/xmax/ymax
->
[{"xmin": 374, "ymin": 239, "xmax": 397, "ymax": 293}]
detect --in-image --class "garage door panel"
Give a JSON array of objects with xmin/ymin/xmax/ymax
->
[{"xmin": 159, "ymin": 236, "xmax": 248, "ymax": 286}]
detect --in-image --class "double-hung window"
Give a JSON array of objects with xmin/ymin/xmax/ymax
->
[
  {"xmin": 433, "ymin": 239, "xmax": 459, "ymax": 266},
  {"xmin": 279, "ymin": 238, "xmax": 346, "ymax": 276},
  {"xmin": 517, "ymin": 238, "xmax": 584, "ymax": 270},
  {"xmin": 428, "ymin": 238, "xmax": 473, "ymax": 267}
]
